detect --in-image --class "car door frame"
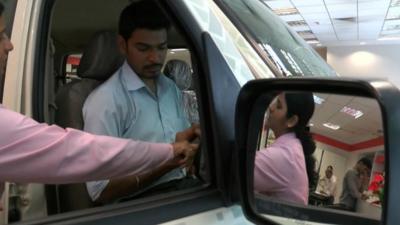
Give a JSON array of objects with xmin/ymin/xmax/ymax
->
[{"xmin": 20, "ymin": 0, "xmax": 238, "ymax": 224}]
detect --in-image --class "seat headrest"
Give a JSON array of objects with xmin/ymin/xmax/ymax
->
[
  {"xmin": 77, "ymin": 31, "xmax": 124, "ymax": 80},
  {"xmin": 163, "ymin": 59, "xmax": 192, "ymax": 90}
]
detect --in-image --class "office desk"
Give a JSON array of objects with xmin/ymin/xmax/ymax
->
[{"xmin": 356, "ymin": 200, "xmax": 381, "ymax": 219}]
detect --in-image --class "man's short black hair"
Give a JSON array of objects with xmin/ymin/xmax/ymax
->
[
  {"xmin": 0, "ymin": 2, "xmax": 4, "ymax": 16},
  {"xmin": 119, "ymin": 0, "xmax": 171, "ymax": 41},
  {"xmin": 358, "ymin": 157, "xmax": 372, "ymax": 170},
  {"xmin": 327, "ymin": 165, "xmax": 333, "ymax": 171}
]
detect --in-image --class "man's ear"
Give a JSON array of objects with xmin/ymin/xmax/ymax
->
[
  {"xmin": 117, "ymin": 35, "xmax": 127, "ymax": 55},
  {"xmin": 287, "ymin": 115, "xmax": 299, "ymax": 128}
]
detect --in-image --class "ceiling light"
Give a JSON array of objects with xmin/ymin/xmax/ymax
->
[
  {"xmin": 273, "ymin": 7, "xmax": 299, "ymax": 16},
  {"xmin": 383, "ymin": 19, "xmax": 400, "ymax": 31},
  {"xmin": 391, "ymin": 0, "xmax": 400, "ymax": 7},
  {"xmin": 387, "ymin": 6, "xmax": 400, "ymax": 20},
  {"xmin": 323, "ymin": 123, "xmax": 340, "ymax": 130},
  {"xmin": 170, "ymin": 48, "xmax": 187, "ymax": 52},
  {"xmin": 313, "ymin": 95, "xmax": 325, "ymax": 104},
  {"xmin": 360, "ymin": 42, "xmax": 366, "ymax": 45},
  {"xmin": 378, "ymin": 35, "xmax": 400, "ymax": 40},
  {"xmin": 341, "ymin": 106, "xmax": 364, "ymax": 119},
  {"xmin": 287, "ymin": 20, "xmax": 307, "ymax": 26}
]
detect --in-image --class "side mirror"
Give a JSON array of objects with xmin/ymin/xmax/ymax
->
[{"xmin": 235, "ymin": 78, "xmax": 400, "ymax": 225}]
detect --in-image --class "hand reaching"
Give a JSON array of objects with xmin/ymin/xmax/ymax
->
[
  {"xmin": 171, "ymin": 140, "xmax": 198, "ymax": 167},
  {"xmin": 175, "ymin": 124, "xmax": 201, "ymax": 143}
]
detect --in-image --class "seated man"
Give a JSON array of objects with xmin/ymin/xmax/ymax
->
[
  {"xmin": 315, "ymin": 165, "xmax": 337, "ymax": 204},
  {"xmin": 83, "ymin": 1, "xmax": 199, "ymax": 204}
]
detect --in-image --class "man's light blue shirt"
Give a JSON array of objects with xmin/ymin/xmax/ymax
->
[{"xmin": 83, "ymin": 61, "xmax": 190, "ymax": 201}]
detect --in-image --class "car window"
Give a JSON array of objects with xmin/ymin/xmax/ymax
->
[
  {"xmin": 34, "ymin": 0, "xmax": 208, "ymax": 221},
  {"xmin": 0, "ymin": 0, "xmax": 16, "ymax": 102},
  {"xmin": 219, "ymin": 0, "xmax": 338, "ymax": 77}
]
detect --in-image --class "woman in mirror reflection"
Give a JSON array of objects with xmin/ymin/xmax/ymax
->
[{"xmin": 254, "ymin": 92, "xmax": 316, "ymax": 205}]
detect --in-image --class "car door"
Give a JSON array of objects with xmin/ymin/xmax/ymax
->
[{"xmin": 7, "ymin": 0, "xmax": 245, "ymax": 224}]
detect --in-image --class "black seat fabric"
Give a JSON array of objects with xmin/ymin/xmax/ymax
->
[{"xmin": 53, "ymin": 31, "xmax": 124, "ymax": 213}]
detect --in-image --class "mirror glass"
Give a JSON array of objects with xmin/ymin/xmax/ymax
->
[{"xmin": 253, "ymin": 91, "xmax": 384, "ymax": 224}]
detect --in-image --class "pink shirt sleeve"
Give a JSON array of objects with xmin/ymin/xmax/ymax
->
[{"xmin": 0, "ymin": 106, "xmax": 174, "ymax": 183}]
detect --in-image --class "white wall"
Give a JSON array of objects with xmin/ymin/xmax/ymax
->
[{"xmin": 327, "ymin": 44, "xmax": 400, "ymax": 88}]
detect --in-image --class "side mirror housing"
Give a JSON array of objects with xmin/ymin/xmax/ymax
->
[{"xmin": 235, "ymin": 78, "xmax": 400, "ymax": 225}]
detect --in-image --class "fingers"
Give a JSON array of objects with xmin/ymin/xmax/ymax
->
[
  {"xmin": 175, "ymin": 124, "xmax": 201, "ymax": 142},
  {"xmin": 172, "ymin": 141, "xmax": 198, "ymax": 168}
]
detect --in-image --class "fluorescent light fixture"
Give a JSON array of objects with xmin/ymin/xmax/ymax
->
[
  {"xmin": 274, "ymin": 7, "xmax": 299, "ymax": 16},
  {"xmin": 378, "ymin": 36, "xmax": 400, "ymax": 40},
  {"xmin": 341, "ymin": 106, "xmax": 364, "ymax": 119},
  {"xmin": 391, "ymin": 0, "xmax": 400, "ymax": 7},
  {"xmin": 323, "ymin": 123, "xmax": 340, "ymax": 130},
  {"xmin": 287, "ymin": 20, "xmax": 307, "ymax": 26},
  {"xmin": 387, "ymin": 6, "xmax": 400, "ymax": 20},
  {"xmin": 360, "ymin": 42, "xmax": 366, "ymax": 45},
  {"xmin": 169, "ymin": 48, "xmax": 188, "ymax": 53},
  {"xmin": 313, "ymin": 95, "xmax": 325, "ymax": 104},
  {"xmin": 383, "ymin": 19, "xmax": 400, "ymax": 31}
]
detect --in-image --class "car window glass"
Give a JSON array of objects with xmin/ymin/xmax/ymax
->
[
  {"xmin": 11, "ymin": 0, "xmax": 208, "ymax": 222},
  {"xmin": 220, "ymin": 0, "xmax": 338, "ymax": 77}
]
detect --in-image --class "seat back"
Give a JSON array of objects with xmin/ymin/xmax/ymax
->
[
  {"xmin": 51, "ymin": 31, "xmax": 124, "ymax": 213},
  {"xmin": 55, "ymin": 31, "xmax": 124, "ymax": 129}
]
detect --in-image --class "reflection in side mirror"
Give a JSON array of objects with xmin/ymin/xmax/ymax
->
[{"xmin": 253, "ymin": 92, "xmax": 384, "ymax": 224}]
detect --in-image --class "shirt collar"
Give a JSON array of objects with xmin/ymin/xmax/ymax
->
[
  {"xmin": 273, "ymin": 132, "xmax": 297, "ymax": 145},
  {"xmin": 120, "ymin": 61, "xmax": 169, "ymax": 93},
  {"xmin": 121, "ymin": 61, "xmax": 146, "ymax": 91}
]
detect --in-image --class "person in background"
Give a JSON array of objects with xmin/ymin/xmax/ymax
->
[
  {"xmin": 254, "ymin": 92, "xmax": 316, "ymax": 205},
  {"xmin": 336, "ymin": 157, "xmax": 372, "ymax": 211},
  {"xmin": 316, "ymin": 165, "xmax": 337, "ymax": 204},
  {"xmin": 83, "ymin": 0, "xmax": 199, "ymax": 204},
  {"xmin": 0, "ymin": 0, "xmax": 198, "ymax": 193}
]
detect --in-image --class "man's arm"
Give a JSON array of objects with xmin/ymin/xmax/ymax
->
[
  {"xmin": 96, "ymin": 157, "xmax": 182, "ymax": 204},
  {"xmin": 0, "ymin": 106, "xmax": 178, "ymax": 183},
  {"xmin": 96, "ymin": 127, "xmax": 200, "ymax": 203},
  {"xmin": 346, "ymin": 171, "xmax": 362, "ymax": 199}
]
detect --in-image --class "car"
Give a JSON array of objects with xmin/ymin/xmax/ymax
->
[{"xmin": 0, "ymin": 0, "xmax": 396, "ymax": 225}]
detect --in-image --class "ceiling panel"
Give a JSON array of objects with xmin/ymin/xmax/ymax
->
[
  {"xmin": 264, "ymin": 0, "xmax": 293, "ymax": 9},
  {"xmin": 267, "ymin": 0, "xmax": 398, "ymax": 45},
  {"xmin": 309, "ymin": 93, "xmax": 382, "ymax": 145},
  {"xmin": 291, "ymin": 0, "xmax": 324, "ymax": 7}
]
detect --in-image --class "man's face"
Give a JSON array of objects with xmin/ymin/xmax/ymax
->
[
  {"xmin": 325, "ymin": 168, "xmax": 333, "ymax": 179},
  {"xmin": 0, "ymin": 16, "xmax": 13, "ymax": 78},
  {"xmin": 356, "ymin": 162, "xmax": 368, "ymax": 174},
  {"xmin": 119, "ymin": 28, "xmax": 167, "ymax": 79}
]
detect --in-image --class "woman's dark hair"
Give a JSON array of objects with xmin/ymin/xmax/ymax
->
[
  {"xmin": 0, "ymin": 3, "xmax": 4, "ymax": 16},
  {"xmin": 284, "ymin": 92, "xmax": 317, "ymax": 187},
  {"xmin": 119, "ymin": 0, "xmax": 171, "ymax": 41}
]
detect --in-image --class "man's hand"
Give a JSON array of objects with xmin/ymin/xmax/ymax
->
[
  {"xmin": 175, "ymin": 124, "xmax": 201, "ymax": 143},
  {"xmin": 171, "ymin": 140, "xmax": 198, "ymax": 167}
]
